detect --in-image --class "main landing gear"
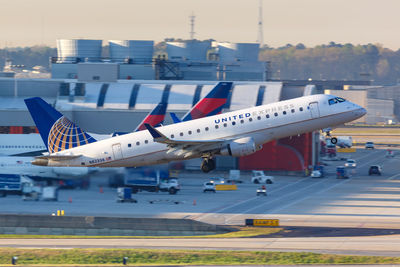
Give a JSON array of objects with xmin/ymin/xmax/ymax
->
[
  {"xmin": 323, "ymin": 128, "xmax": 337, "ymax": 144},
  {"xmin": 201, "ymin": 157, "xmax": 216, "ymax": 173}
]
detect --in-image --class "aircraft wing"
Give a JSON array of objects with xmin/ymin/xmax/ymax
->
[{"xmin": 144, "ymin": 123, "xmax": 226, "ymax": 157}]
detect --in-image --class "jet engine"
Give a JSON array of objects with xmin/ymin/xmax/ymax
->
[{"xmin": 220, "ymin": 137, "xmax": 257, "ymax": 157}]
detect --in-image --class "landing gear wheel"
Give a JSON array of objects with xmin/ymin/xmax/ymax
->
[
  {"xmin": 331, "ymin": 137, "xmax": 338, "ymax": 144},
  {"xmin": 201, "ymin": 158, "xmax": 216, "ymax": 173}
]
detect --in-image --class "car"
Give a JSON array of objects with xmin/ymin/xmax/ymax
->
[
  {"xmin": 344, "ymin": 159, "xmax": 357, "ymax": 168},
  {"xmin": 251, "ymin": 170, "xmax": 274, "ymax": 184},
  {"xmin": 310, "ymin": 170, "xmax": 322, "ymax": 178},
  {"xmin": 209, "ymin": 177, "xmax": 225, "ymax": 184},
  {"xmin": 369, "ymin": 165, "xmax": 382, "ymax": 175},
  {"xmin": 365, "ymin": 142, "xmax": 375, "ymax": 149},
  {"xmin": 203, "ymin": 182, "xmax": 216, "ymax": 193}
]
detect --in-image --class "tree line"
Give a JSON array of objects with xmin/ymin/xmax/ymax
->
[
  {"xmin": 259, "ymin": 42, "xmax": 398, "ymax": 85},
  {"xmin": 1, "ymin": 42, "xmax": 399, "ymax": 85}
]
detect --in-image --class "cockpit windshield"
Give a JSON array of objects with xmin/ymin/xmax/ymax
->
[{"xmin": 328, "ymin": 97, "xmax": 346, "ymax": 105}]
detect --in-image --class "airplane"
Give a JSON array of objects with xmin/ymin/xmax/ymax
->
[
  {"xmin": 25, "ymin": 94, "xmax": 366, "ymax": 172},
  {"xmin": 0, "ymin": 156, "xmax": 89, "ymax": 181},
  {"xmin": 0, "ymin": 82, "xmax": 232, "ymax": 156}
]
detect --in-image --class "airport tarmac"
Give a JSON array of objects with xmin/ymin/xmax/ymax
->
[
  {"xmin": 1, "ymin": 146, "xmax": 400, "ymax": 255},
  {"xmin": 1, "ymin": 146, "xmax": 399, "ymax": 228}
]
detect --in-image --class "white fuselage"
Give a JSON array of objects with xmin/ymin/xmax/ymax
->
[
  {"xmin": 0, "ymin": 156, "xmax": 89, "ymax": 179},
  {"xmin": 45, "ymin": 94, "xmax": 366, "ymax": 168}
]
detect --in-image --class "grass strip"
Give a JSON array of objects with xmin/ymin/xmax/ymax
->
[
  {"xmin": 0, "ymin": 227, "xmax": 282, "ymax": 239},
  {"xmin": 0, "ymin": 248, "xmax": 399, "ymax": 265}
]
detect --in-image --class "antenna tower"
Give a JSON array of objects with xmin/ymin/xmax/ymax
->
[
  {"xmin": 257, "ymin": 0, "xmax": 264, "ymax": 47},
  {"xmin": 189, "ymin": 12, "xmax": 196, "ymax": 40}
]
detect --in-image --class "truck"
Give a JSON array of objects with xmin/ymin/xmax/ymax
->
[
  {"xmin": 124, "ymin": 167, "xmax": 180, "ymax": 194},
  {"xmin": 227, "ymin": 170, "xmax": 242, "ymax": 183},
  {"xmin": 0, "ymin": 173, "xmax": 35, "ymax": 197}
]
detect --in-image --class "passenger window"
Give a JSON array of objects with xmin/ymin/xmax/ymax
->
[
  {"xmin": 180, "ymin": 132, "xmax": 183, "ymax": 136},
  {"xmin": 145, "ymin": 140, "xmax": 148, "ymax": 144},
  {"xmin": 299, "ymin": 107, "xmax": 303, "ymax": 111},
  {"xmin": 232, "ymin": 121, "xmax": 236, "ymax": 126},
  {"xmin": 136, "ymin": 141, "xmax": 140, "ymax": 146},
  {"xmin": 197, "ymin": 129, "xmax": 200, "ymax": 133},
  {"xmin": 205, "ymin": 127, "xmax": 209, "ymax": 131},
  {"xmin": 274, "ymin": 112, "xmax": 278, "ymax": 117},
  {"xmin": 188, "ymin": 130, "xmax": 192, "ymax": 135},
  {"xmin": 240, "ymin": 119, "xmax": 244, "ymax": 123},
  {"xmin": 128, "ymin": 143, "xmax": 132, "ymax": 148},
  {"xmin": 257, "ymin": 116, "xmax": 261, "ymax": 120},
  {"xmin": 266, "ymin": 114, "xmax": 270, "ymax": 118},
  {"xmin": 171, "ymin": 134, "xmax": 174, "ymax": 138},
  {"xmin": 249, "ymin": 118, "xmax": 253, "ymax": 122},
  {"xmin": 223, "ymin": 123, "xmax": 227, "ymax": 127},
  {"xmin": 215, "ymin": 125, "xmax": 219, "ymax": 129},
  {"xmin": 283, "ymin": 111, "xmax": 287, "ymax": 115},
  {"xmin": 291, "ymin": 109, "xmax": 295, "ymax": 113}
]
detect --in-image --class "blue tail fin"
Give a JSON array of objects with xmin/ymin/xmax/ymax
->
[
  {"xmin": 169, "ymin": 112, "xmax": 182, "ymax": 123},
  {"xmin": 24, "ymin": 97, "xmax": 96, "ymax": 153},
  {"xmin": 181, "ymin": 82, "xmax": 232, "ymax": 122}
]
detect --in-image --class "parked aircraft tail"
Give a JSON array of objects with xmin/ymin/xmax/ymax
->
[
  {"xmin": 135, "ymin": 102, "xmax": 168, "ymax": 131},
  {"xmin": 24, "ymin": 97, "xmax": 97, "ymax": 153},
  {"xmin": 181, "ymin": 82, "xmax": 233, "ymax": 122}
]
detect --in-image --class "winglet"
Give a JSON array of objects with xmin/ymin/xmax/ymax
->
[
  {"xmin": 144, "ymin": 123, "xmax": 169, "ymax": 143},
  {"xmin": 170, "ymin": 112, "xmax": 182, "ymax": 123}
]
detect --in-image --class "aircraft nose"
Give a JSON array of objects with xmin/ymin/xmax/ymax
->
[{"xmin": 353, "ymin": 104, "xmax": 367, "ymax": 117}]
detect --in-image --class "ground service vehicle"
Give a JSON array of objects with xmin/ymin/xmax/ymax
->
[
  {"xmin": 256, "ymin": 185, "xmax": 267, "ymax": 196},
  {"xmin": 344, "ymin": 159, "xmax": 357, "ymax": 168},
  {"xmin": 117, "ymin": 187, "xmax": 137, "ymax": 203},
  {"xmin": 369, "ymin": 165, "xmax": 382, "ymax": 175},
  {"xmin": 251, "ymin": 170, "xmax": 274, "ymax": 184},
  {"xmin": 227, "ymin": 170, "xmax": 242, "ymax": 183},
  {"xmin": 203, "ymin": 182, "xmax": 216, "ymax": 193},
  {"xmin": 365, "ymin": 142, "xmax": 375, "ymax": 149},
  {"xmin": 311, "ymin": 170, "xmax": 322, "ymax": 178},
  {"xmin": 0, "ymin": 174, "xmax": 34, "ymax": 197},
  {"xmin": 124, "ymin": 167, "xmax": 180, "ymax": 194},
  {"xmin": 386, "ymin": 149, "xmax": 394, "ymax": 158},
  {"xmin": 336, "ymin": 166, "xmax": 349, "ymax": 179},
  {"xmin": 159, "ymin": 178, "xmax": 180, "ymax": 194}
]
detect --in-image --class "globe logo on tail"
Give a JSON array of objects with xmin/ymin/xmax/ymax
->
[{"xmin": 47, "ymin": 116, "xmax": 96, "ymax": 153}]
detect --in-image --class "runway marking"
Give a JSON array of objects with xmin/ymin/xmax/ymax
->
[
  {"xmin": 193, "ymin": 177, "xmax": 313, "ymax": 221},
  {"xmin": 267, "ymin": 178, "xmax": 351, "ymax": 214},
  {"xmin": 387, "ymin": 173, "xmax": 400, "ymax": 180},
  {"xmin": 224, "ymin": 178, "xmax": 328, "ymax": 223}
]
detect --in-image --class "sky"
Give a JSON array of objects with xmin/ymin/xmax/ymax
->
[{"xmin": 1, "ymin": 0, "xmax": 400, "ymax": 49}]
